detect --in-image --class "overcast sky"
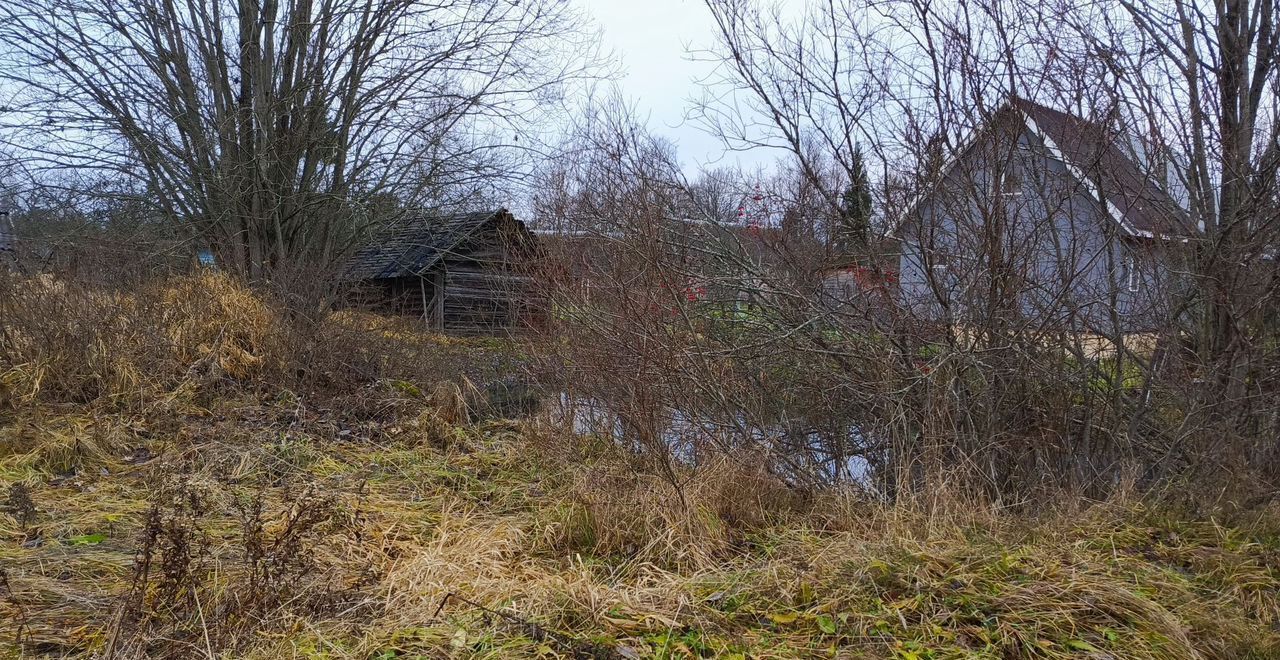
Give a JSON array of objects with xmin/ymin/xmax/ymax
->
[{"xmin": 581, "ymin": 0, "xmax": 772, "ymax": 174}]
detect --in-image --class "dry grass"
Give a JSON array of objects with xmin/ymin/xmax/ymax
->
[
  {"xmin": 0, "ymin": 271, "xmax": 521, "ymax": 410},
  {"xmin": 1, "ymin": 391, "xmax": 1277, "ymax": 659},
  {"xmin": 0, "ymin": 272, "xmax": 281, "ymax": 405},
  {"xmin": 1, "ymin": 273, "xmax": 1278, "ymax": 659}
]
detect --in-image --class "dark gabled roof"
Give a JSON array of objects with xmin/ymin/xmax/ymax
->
[
  {"xmin": 343, "ymin": 208, "xmax": 511, "ymax": 280},
  {"xmin": 1014, "ymin": 98, "xmax": 1194, "ymax": 237},
  {"xmin": 902, "ymin": 97, "xmax": 1195, "ymax": 239}
]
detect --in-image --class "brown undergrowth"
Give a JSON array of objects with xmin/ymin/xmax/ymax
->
[
  {"xmin": 0, "ymin": 391, "xmax": 1277, "ymax": 659},
  {"xmin": 1, "ymin": 273, "xmax": 1279, "ymax": 658},
  {"xmin": 0, "ymin": 271, "xmax": 521, "ymax": 410}
]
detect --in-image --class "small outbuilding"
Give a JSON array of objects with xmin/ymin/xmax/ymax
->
[
  {"xmin": 0, "ymin": 211, "xmax": 13, "ymax": 258},
  {"xmin": 342, "ymin": 208, "xmax": 541, "ymax": 333}
]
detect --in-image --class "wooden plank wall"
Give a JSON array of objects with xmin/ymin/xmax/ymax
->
[
  {"xmin": 438, "ymin": 235, "xmax": 533, "ymax": 333},
  {"xmin": 349, "ymin": 219, "xmax": 540, "ymax": 334},
  {"xmin": 347, "ymin": 278, "xmax": 429, "ymax": 317}
]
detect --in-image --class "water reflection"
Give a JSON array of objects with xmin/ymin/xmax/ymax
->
[{"xmin": 548, "ymin": 393, "xmax": 873, "ymax": 485}]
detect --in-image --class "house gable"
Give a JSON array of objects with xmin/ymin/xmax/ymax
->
[
  {"xmin": 902, "ymin": 98, "xmax": 1193, "ymax": 242},
  {"xmin": 898, "ymin": 100, "xmax": 1182, "ymax": 332}
]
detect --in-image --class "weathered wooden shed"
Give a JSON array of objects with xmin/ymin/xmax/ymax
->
[
  {"xmin": 342, "ymin": 208, "xmax": 541, "ymax": 333},
  {"xmin": 0, "ymin": 211, "xmax": 14, "ymax": 258}
]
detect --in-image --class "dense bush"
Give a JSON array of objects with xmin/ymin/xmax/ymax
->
[{"xmin": 0, "ymin": 271, "xmax": 518, "ymax": 410}]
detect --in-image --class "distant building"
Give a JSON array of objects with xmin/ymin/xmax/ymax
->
[
  {"xmin": 0, "ymin": 211, "xmax": 13, "ymax": 254},
  {"xmin": 342, "ymin": 208, "xmax": 542, "ymax": 334},
  {"xmin": 536, "ymin": 217, "xmax": 794, "ymax": 313},
  {"xmin": 897, "ymin": 97, "xmax": 1196, "ymax": 333},
  {"xmin": 818, "ymin": 235, "xmax": 902, "ymax": 305}
]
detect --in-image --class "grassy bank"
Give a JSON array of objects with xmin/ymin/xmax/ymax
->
[
  {"xmin": 2, "ymin": 390, "xmax": 1278, "ymax": 658},
  {"xmin": 2, "ymin": 273, "xmax": 1279, "ymax": 658}
]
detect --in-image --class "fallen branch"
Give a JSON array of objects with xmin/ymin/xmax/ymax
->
[{"xmin": 433, "ymin": 591, "xmax": 619, "ymax": 659}]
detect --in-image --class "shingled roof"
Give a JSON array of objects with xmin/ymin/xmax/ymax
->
[
  {"xmin": 1014, "ymin": 98, "xmax": 1194, "ymax": 237},
  {"xmin": 343, "ymin": 208, "xmax": 512, "ymax": 280}
]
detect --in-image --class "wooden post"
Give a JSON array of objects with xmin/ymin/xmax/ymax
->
[
  {"xmin": 419, "ymin": 275, "xmax": 431, "ymax": 328},
  {"xmin": 433, "ymin": 268, "xmax": 445, "ymax": 330}
]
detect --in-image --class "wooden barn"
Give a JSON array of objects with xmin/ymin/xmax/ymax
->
[{"xmin": 342, "ymin": 208, "xmax": 541, "ymax": 333}]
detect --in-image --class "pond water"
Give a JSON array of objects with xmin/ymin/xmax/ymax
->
[{"xmin": 547, "ymin": 392, "xmax": 874, "ymax": 485}]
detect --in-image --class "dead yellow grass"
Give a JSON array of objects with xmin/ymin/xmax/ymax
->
[
  {"xmin": 157, "ymin": 273, "xmax": 282, "ymax": 381},
  {"xmin": 0, "ymin": 272, "xmax": 520, "ymax": 411},
  {"xmin": 1, "ymin": 274, "xmax": 1277, "ymax": 658},
  {"xmin": 0, "ymin": 272, "xmax": 282, "ymax": 405},
  {"xmin": 2, "ymin": 390, "xmax": 1277, "ymax": 659}
]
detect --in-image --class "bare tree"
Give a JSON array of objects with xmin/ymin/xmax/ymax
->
[
  {"xmin": 0, "ymin": 0, "xmax": 602, "ymax": 279},
  {"xmin": 1045, "ymin": 0, "xmax": 1280, "ymax": 407},
  {"xmin": 685, "ymin": 167, "xmax": 749, "ymax": 224},
  {"xmin": 643, "ymin": 0, "xmax": 1280, "ymax": 499}
]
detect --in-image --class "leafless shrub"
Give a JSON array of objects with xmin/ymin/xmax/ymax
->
[
  {"xmin": 3, "ymin": 482, "xmax": 38, "ymax": 531},
  {"xmin": 531, "ymin": 0, "xmax": 1280, "ymax": 514},
  {"xmin": 233, "ymin": 486, "xmax": 338, "ymax": 619},
  {"xmin": 108, "ymin": 476, "xmax": 341, "ymax": 658},
  {"xmin": 0, "ymin": 567, "xmax": 28, "ymax": 649}
]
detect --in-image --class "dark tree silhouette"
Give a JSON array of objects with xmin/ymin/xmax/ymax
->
[{"xmin": 835, "ymin": 145, "xmax": 872, "ymax": 254}]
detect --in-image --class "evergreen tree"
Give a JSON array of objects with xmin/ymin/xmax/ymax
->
[{"xmin": 836, "ymin": 145, "xmax": 873, "ymax": 254}]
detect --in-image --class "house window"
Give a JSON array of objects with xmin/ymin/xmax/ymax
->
[
  {"xmin": 1123, "ymin": 255, "xmax": 1139, "ymax": 292},
  {"xmin": 999, "ymin": 167, "xmax": 1023, "ymax": 198}
]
